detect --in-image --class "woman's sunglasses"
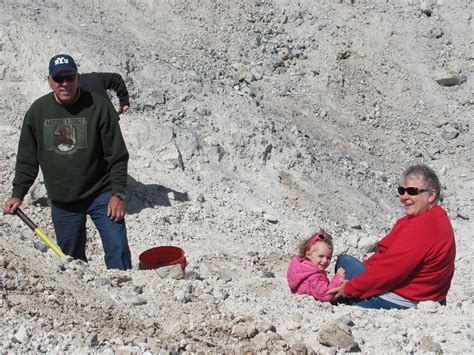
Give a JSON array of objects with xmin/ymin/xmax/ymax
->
[{"xmin": 397, "ymin": 186, "xmax": 430, "ymax": 196}]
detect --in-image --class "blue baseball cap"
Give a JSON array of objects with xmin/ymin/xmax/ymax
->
[{"xmin": 49, "ymin": 54, "xmax": 77, "ymax": 77}]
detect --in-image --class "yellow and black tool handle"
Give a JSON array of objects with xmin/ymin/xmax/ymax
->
[{"xmin": 15, "ymin": 208, "xmax": 65, "ymax": 258}]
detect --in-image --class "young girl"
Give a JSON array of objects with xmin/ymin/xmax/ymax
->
[{"xmin": 287, "ymin": 230, "xmax": 346, "ymax": 302}]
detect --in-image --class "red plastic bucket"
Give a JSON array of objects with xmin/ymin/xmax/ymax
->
[{"xmin": 139, "ymin": 246, "xmax": 186, "ymax": 274}]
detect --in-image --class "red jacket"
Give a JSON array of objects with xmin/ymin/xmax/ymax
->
[
  {"xmin": 287, "ymin": 257, "xmax": 344, "ymax": 302},
  {"xmin": 344, "ymin": 205, "xmax": 456, "ymax": 301}
]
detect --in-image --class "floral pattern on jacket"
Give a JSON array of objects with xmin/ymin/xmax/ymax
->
[{"xmin": 287, "ymin": 256, "xmax": 344, "ymax": 302}]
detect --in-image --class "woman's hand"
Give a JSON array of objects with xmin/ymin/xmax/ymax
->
[{"xmin": 327, "ymin": 280, "xmax": 348, "ymax": 299}]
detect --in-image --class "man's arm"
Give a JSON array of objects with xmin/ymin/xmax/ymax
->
[
  {"xmin": 96, "ymin": 72, "xmax": 130, "ymax": 107},
  {"xmin": 11, "ymin": 114, "xmax": 40, "ymax": 201},
  {"xmin": 4, "ymin": 112, "xmax": 40, "ymax": 214},
  {"xmin": 99, "ymin": 104, "xmax": 129, "ymax": 221}
]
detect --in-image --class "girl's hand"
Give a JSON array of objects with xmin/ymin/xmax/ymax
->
[{"xmin": 336, "ymin": 267, "xmax": 346, "ymax": 278}]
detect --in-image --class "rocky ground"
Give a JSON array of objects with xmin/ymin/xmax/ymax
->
[{"xmin": 0, "ymin": 0, "xmax": 473, "ymax": 353}]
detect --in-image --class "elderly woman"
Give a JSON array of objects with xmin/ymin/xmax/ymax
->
[{"xmin": 328, "ymin": 164, "xmax": 456, "ymax": 309}]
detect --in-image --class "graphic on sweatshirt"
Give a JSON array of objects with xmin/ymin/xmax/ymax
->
[
  {"xmin": 53, "ymin": 125, "xmax": 75, "ymax": 151},
  {"xmin": 44, "ymin": 117, "xmax": 87, "ymax": 154}
]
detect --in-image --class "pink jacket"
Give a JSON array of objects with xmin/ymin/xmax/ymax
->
[{"xmin": 287, "ymin": 256, "xmax": 344, "ymax": 302}]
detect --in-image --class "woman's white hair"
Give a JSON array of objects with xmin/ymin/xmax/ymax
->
[{"xmin": 401, "ymin": 164, "xmax": 441, "ymax": 203}]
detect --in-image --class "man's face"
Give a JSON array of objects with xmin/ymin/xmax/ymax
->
[
  {"xmin": 399, "ymin": 174, "xmax": 436, "ymax": 218},
  {"xmin": 48, "ymin": 71, "xmax": 79, "ymax": 105}
]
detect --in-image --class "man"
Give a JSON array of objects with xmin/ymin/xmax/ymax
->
[
  {"xmin": 80, "ymin": 72, "xmax": 130, "ymax": 116},
  {"xmin": 328, "ymin": 164, "xmax": 456, "ymax": 309},
  {"xmin": 4, "ymin": 54, "xmax": 132, "ymax": 270}
]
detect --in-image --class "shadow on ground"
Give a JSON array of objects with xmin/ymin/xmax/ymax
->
[{"xmin": 126, "ymin": 175, "xmax": 189, "ymax": 214}]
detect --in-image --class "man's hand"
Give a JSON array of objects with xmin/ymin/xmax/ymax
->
[
  {"xmin": 117, "ymin": 104, "xmax": 130, "ymax": 115},
  {"xmin": 107, "ymin": 195, "xmax": 125, "ymax": 222},
  {"xmin": 327, "ymin": 280, "xmax": 348, "ymax": 299},
  {"xmin": 4, "ymin": 197, "xmax": 22, "ymax": 215}
]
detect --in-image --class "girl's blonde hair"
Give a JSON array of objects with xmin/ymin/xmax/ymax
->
[{"xmin": 298, "ymin": 228, "xmax": 334, "ymax": 258}]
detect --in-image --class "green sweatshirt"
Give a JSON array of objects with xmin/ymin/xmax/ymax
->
[{"xmin": 12, "ymin": 90, "xmax": 129, "ymax": 205}]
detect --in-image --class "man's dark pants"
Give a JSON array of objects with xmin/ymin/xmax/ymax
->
[{"xmin": 51, "ymin": 191, "xmax": 132, "ymax": 270}]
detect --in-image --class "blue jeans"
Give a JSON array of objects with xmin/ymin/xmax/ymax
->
[
  {"xmin": 335, "ymin": 255, "xmax": 409, "ymax": 310},
  {"xmin": 51, "ymin": 191, "xmax": 132, "ymax": 270}
]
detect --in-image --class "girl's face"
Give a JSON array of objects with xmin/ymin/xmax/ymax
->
[{"xmin": 306, "ymin": 242, "xmax": 333, "ymax": 271}]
